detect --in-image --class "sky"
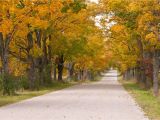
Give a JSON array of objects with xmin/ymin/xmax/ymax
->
[
  {"xmin": 88, "ymin": 0, "xmax": 115, "ymax": 30},
  {"xmin": 89, "ymin": 0, "xmax": 99, "ymax": 4}
]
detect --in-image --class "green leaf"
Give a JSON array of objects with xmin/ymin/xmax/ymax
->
[{"xmin": 16, "ymin": 0, "xmax": 25, "ymax": 9}]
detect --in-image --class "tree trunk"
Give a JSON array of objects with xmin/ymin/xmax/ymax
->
[
  {"xmin": 87, "ymin": 70, "xmax": 93, "ymax": 80},
  {"xmin": 35, "ymin": 29, "xmax": 43, "ymax": 86},
  {"xmin": 38, "ymin": 63, "xmax": 43, "ymax": 85},
  {"xmin": 58, "ymin": 67, "xmax": 63, "ymax": 81},
  {"xmin": 136, "ymin": 37, "xmax": 147, "ymax": 87},
  {"xmin": 136, "ymin": 61, "xmax": 146, "ymax": 87},
  {"xmin": 2, "ymin": 48, "xmax": 10, "ymax": 95},
  {"xmin": 0, "ymin": 32, "xmax": 12, "ymax": 95},
  {"xmin": 53, "ymin": 64, "xmax": 57, "ymax": 81},
  {"xmin": 27, "ymin": 62, "xmax": 36, "ymax": 90},
  {"xmin": 140, "ymin": 67, "xmax": 146, "ymax": 86},
  {"xmin": 153, "ymin": 50, "xmax": 159, "ymax": 96},
  {"xmin": 135, "ymin": 67, "xmax": 140, "ymax": 82},
  {"xmin": 77, "ymin": 70, "xmax": 81, "ymax": 80},
  {"xmin": 42, "ymin": 35, "xmax": 48, "ymax": 84},
  {"xmin": 144, "ymin": 51, "xmax": 153, "ymax": 89},
  {"xmin": 57, "ymin": 55, "xmax": 64, "ymax": 82},
  {"xmin": 67, "ymin": 62, "xmax": 75, "ymax": 81},
  {"xmin": 47, "ymin": 36, "xmax": 52, "ymax": 83},
  {"xmin": 27, "ymin": 32, "xmax": 37, "ymax": 90}
]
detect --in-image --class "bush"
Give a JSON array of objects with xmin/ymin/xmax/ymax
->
[
  {"xmin": 2, "ymin": 74, "xmax": 17, "ymax": 95},
  {"xmin": 0, "ymin": 74, "xmax": 30, "ymax": 95},
  {"xmin": 19, "ymin": 76, "xmax": 29, "ymax": 89}
]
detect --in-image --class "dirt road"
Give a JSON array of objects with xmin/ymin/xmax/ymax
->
[{"xmin": 0, "ymin": 70, "xmax": 149, "ymax": 120}]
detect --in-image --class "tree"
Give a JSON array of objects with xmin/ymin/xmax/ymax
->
[{"xmin": 102, "ymin": 0, "xmax": 160, "ymax": 96}]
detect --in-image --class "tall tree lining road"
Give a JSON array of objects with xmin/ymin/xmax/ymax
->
[{"xmin": 0, "ymin": 70, "xmax": 149, "ymax": 120}]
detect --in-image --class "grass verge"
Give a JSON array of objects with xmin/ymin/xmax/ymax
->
[
  {"xmin": 0, "ymin": 81, "xmax": 76, "ymax": 107},
  {"xmin": 120, "ymin": 78, "xmax": 160, "ymax": 120}
]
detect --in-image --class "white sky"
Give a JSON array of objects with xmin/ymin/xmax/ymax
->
[
  {"xmin": 89, "ymin": 0, "xmax": 99, "ymax": 4},
  {"xmin": 89, "ymin": 0, "xmax": 115, "ymax": 30}
]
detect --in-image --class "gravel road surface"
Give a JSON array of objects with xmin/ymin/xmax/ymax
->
[{"xmin": 0, "ymin": 70, "xmax": 149, "ymax": 120}]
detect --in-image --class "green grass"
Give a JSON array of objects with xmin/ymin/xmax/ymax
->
[
  {"xmin": 120, "ymin": 79, "xmax": 160, "ymax": 120},
  {"xmin": 0, "ymin": 81, "xmax": 76, "ymax": 107}
]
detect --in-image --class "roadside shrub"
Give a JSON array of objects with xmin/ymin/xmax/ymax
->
[
  {"xmin": 1, "ymin": 74, "xmax": 31, "ymax": 95},
  {"xmin": 2, "ymin": 74, "xmax": 17, "ymax": 95},
  {"xmin": 0, "ymin": 75, "xmax": 3, "ymax": 91},
  {"xmin": 19, "ymin": 76, "xmax": 29, "ymax": 89}
]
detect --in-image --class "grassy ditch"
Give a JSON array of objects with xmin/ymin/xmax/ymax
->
[{"xmin": 120, "ymin": 78, "xmax": 160, "ymax": 120}]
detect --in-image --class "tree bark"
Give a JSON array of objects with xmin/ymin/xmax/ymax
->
[
  {"xmin": 136, "ymin": 37, "xmax": 147, "ymax": 87},
  {"xmin": 153, "ymin": 49, "xmax": 159, "ymax": 96},
  {"xmin": 47, "ymin": 35, "xmax": 52, "ymax": 83},
  {"xmin": 27, "ymin": 32, "xmax": 37, "ymax": 90},
  {"xmin": 27, "ymin": 61, "xmax": 36, "ymax": 90},
  {"xmin": 67, "ymin": 62, "xmax": 75, "ymax": 81},
  {"xmin": 53, "ymin": 64, "xmax": 57, "ymax": 81},
  {"xmin": 57, "ymin": 55, "xmax": 64, "ymax": 82},
  {"xmin": 0, "ymin": 32, "xmax": 12, "ymax": 95},
  {"xmin": 35, "ymin": 29, "xmax": 43, "ymax": 85}
]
